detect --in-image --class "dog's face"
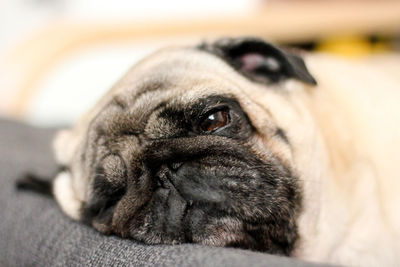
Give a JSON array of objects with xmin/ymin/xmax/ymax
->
[{"xmin": 53, "ymin": 38, "xmax": 319, "ymax": 255}]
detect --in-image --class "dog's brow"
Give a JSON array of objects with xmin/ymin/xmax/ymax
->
[
  {"xmin": 133, "ymin": 80, "xmax": 167, "ymax": 102},
  {"xmin": 112, "ymin": 96, "xmax": 127, "ymax": 110}
]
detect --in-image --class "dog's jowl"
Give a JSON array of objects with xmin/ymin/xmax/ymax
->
[{"xmin": 18, "ymin": 37, "xmax": 400, "ymax": 266}]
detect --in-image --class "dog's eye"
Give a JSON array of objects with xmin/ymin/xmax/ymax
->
[{"xmin": 199, "ymin": 109, "xmax": 230, "ymax": 133}]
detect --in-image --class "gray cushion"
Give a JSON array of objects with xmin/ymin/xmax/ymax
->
[{"xmin": 0, "ymin": 118, "xmax": 328, "ymax": 266}]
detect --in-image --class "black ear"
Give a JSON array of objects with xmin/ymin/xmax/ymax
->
[
  {"xmin": 16, "ymin": 172, "xmax": 53, "ymax": 197},
  {"xmin": 199, "ymin": 37, "xmax": 317, "ymax": 85}
]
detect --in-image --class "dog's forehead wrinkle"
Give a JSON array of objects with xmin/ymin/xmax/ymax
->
[
  {"xmin": 127, "ymin": 77, "xmax": 171, "ymax": 104},
  {"xmin": 145, "ymin": 114, "xmax": 182, "ymax": 139},
  {"xmin": 110, "ymin": 87, "xmax": 248, "ymax": 141}
]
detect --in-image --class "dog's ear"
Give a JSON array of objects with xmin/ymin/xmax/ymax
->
[{"xmin": 199, "ymin": 37, "xmax": 317, "ymax": 85}]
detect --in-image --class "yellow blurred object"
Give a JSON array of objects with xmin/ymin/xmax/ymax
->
[{"xmin": 316, "ymin": 36, "xmax": 390, "ymax": 58}]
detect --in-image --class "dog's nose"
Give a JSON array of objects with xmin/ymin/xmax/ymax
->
[
  {"xmin": 149, "ymin": 162, "xmax": 225, "ymax": 205},
  {"xmin": 166, "ymin": 163, "xmax": 226, "ymax": 204}
]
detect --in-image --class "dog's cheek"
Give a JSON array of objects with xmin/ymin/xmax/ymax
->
[
  {"xmin": 91, "ymin": 206, "xmax": 115, "ymax": 235},
  {"xmin": 189, "ymin": 214, "xmax": 245, "ymax": 245},
  {"xmin": 185, "ymin": 212, "xmax": 265, "ymax": 251},
  {"xmin": 81, "ymin": 184, "xmax": 122, "ymax": 235},
  {"xmin": 80, "ymin": 156, "xmax": 127, "ymax": 234}
]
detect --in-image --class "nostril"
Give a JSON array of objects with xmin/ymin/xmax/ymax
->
[
  {"xmin": 154, "ymin": 163, "xmax": 184, "ymax": 191},
  {"xmin": 168, "ymin": 162, "xmax": 184, "ymax": 171},
  {"xmin": 154, "ymin": 165, "xmax": 170, "ymax": 189},
  {"xmin": 156, "ymin": 179, "xmax": 165, "ymax": 188}
]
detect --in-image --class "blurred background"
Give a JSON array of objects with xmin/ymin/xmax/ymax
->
[{"xmin": 0, "ymin": 0, "xmax": 399, "ymax": 127}]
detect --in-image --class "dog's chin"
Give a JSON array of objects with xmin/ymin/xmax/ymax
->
[
  {"xmin": 109, "ymin": 189, "xmax": 265, "ymax": 254},
  {"xmin": 115, "ymin": 186, "xmax": 262, "ymax": 250},
  {"xmin": 125, "ymin": 186, "xmax": 189, "ymax": 245}
]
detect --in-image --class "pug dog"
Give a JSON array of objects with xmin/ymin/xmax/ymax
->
[{"xmin": 18, "ymin": 37, "xmax": 400, "ymax": 266}]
